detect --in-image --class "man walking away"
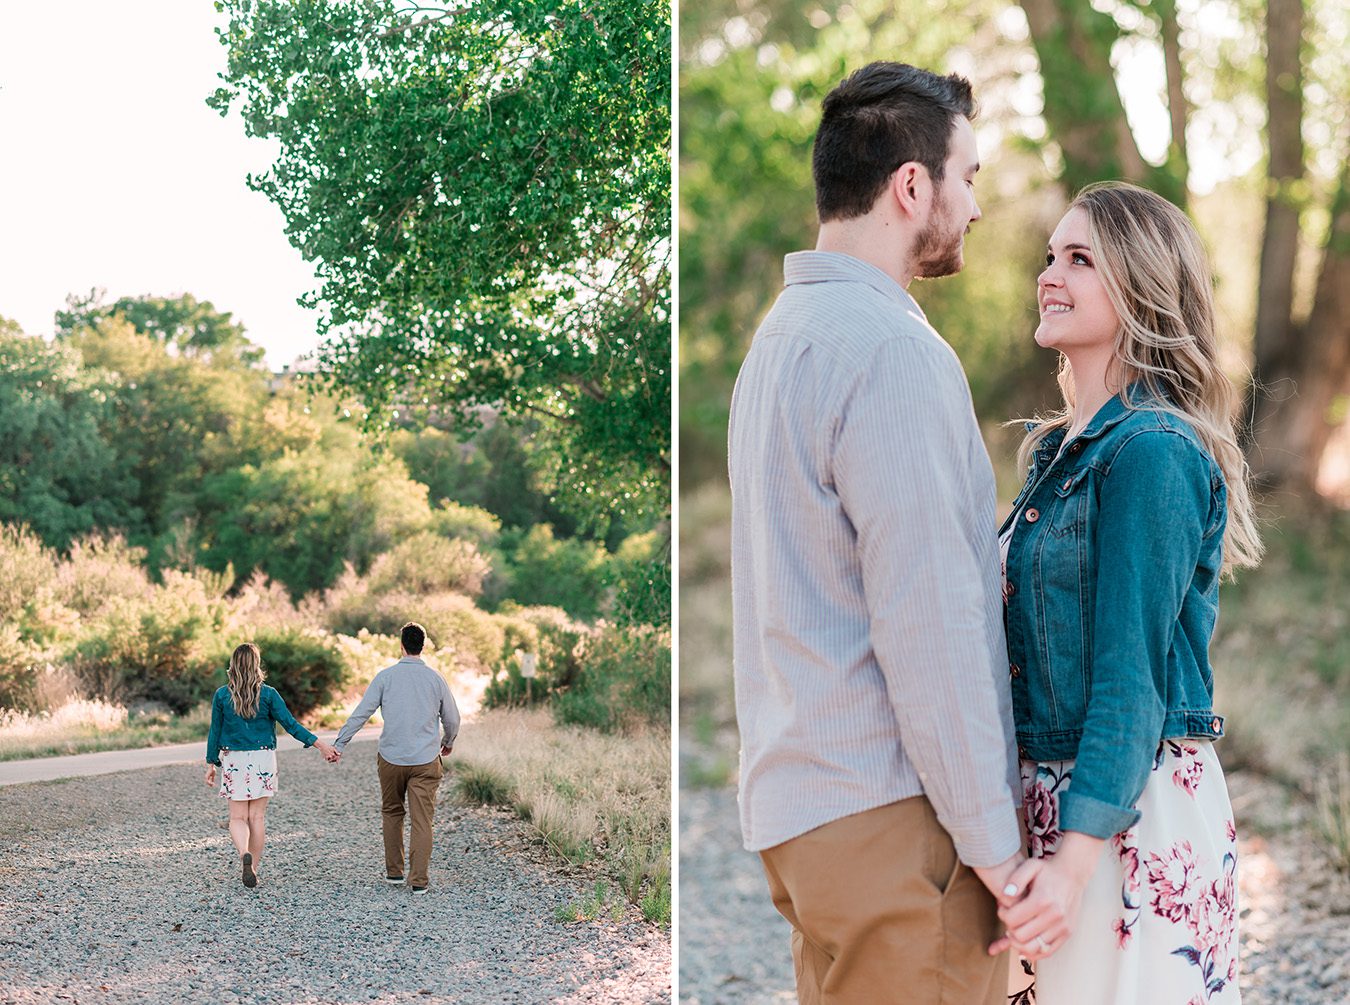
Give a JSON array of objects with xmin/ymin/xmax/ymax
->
[{"xmin": 334, "ymin": 622, "xmax": 460, "ymax": 894}]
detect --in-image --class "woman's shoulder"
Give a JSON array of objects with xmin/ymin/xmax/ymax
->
[{"xmin": 1107, "ymin": 408, "xmax": 1217, "ymax": 479}]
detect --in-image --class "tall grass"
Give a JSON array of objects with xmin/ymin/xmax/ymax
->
[
  {"xmin": 0, "ymin": 700, "xmax": 211, "ymax": 761},
  {"xmin": 451, "ymin": 707, "xmax": 671, "ymax": 924}
]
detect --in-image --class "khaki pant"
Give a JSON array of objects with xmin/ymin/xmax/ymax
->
[
  {"xmin": 377, "ymin": 754, "xmax": 443, "ymax": 887},
  {"xmin": 759, "ymin": 797, "xmax": 1007, "ymax": 1005}
]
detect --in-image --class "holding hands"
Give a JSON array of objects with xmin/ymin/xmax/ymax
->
[
  {"xmin": 315, "ymin": 739, "xmax": 341, "ymax": 764},
  {"xmin": 987, "ymin": 832, "xmax": 1103, "ymax": 962}
]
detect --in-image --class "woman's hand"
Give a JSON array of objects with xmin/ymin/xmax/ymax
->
[
  {"xmin": 315, "ymin": 739, "xmax": 339, "ymax": 763},
  {"xmin": 988, "ymin": 832, "xmax": 1104, "ymax": 961},
  {"xmin": 204, "ymin": 763, "xmax": 216, "ymax": 787}
]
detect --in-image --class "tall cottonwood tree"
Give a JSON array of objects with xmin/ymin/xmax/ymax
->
[
  {"xmin": 210, "ymin": 0, "xmax": 671, "ymax": 531},
  {"xmin": 1017, "ymin": 0, "xmax": 1188, "ymax": 206}
]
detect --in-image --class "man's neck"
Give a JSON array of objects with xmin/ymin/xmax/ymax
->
[{"xmin": 816, "ymin": 218, "xmax": 914, "ymax": 289}]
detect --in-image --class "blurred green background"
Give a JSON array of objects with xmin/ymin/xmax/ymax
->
[{"xmin": 679, "ymin": 0, "xmax": 1350, "ymax": 871}]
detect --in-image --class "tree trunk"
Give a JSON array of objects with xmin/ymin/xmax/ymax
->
[
  {"xmin": 1248, "ymin": 0, "xmax": 1307, "ymax": 482},
  {"xmin": 1156, "ymin": 0, "xmax": 1189, "ymax": 184},
  {"xmin": 1018, "ymin": 0, "xmax": 1187, "ymax": 205},
  {"xmin": 1278, "ymin": 167, "xmax": 1350, "ymax": 491}
]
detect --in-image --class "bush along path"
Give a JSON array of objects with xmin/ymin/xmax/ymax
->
[{"xmin": 0, "ymin": 741, "xmax": 671, "ymax": 1005}]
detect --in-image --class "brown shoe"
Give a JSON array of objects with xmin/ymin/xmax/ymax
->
[{"xmin": 242, "ymin": 853, "xmax": 257, "ymax": 888}]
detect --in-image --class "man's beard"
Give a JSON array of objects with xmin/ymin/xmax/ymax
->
[{"xmin": 912, "ymin": 190, "xmax": 965, "ymax": 279}]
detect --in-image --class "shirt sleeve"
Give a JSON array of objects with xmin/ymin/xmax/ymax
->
[
  {"xmin": 832, "ymin": 338, "xmax": 1022, "ymax": 868},
  {"xmin": 334, "ymin": 674, "xmax": 384, "ymax": 752},
  {"xmin": 1060, "ymin": 430, "xmax": 1214, "ymax": 838},
  {"xmin": 268, "ymin": 688, "xmax": 318, "ymax": 748}
]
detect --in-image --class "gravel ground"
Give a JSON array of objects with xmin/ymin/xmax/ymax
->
[
  {"xmin": 678, "ymin": 747, "xmax": 1350, "ymax": 1005},
  {"xmin": 0, "ymin": 742, "xmax": 670, "ymax": 1005}
]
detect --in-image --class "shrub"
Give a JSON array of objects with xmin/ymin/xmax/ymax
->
[
  {"xmin": 249, "ymin": 628, "xmax": 348, "ymax": 720},
  {"xmin": 503, "ymin": 525, "xmax": 610, "ymax": 621},
  {"xmin": 426, "ymin": 501, "xmax": 502, "ymax": 549},
  {"xmin": 366, "ymin": 531, "xmax": 491, "ymax": 598},
  {"xmin": 0, "ymin": 624, "xmax": 39, "ymax": 710},
  {"xmin": 0, "ymin": 523, "xmax": 56, "ymax": 625},
  {"xmin": 482, "ymin": 607, "xmax": 587, "ymax": 709},
  {"xmin": 54, "ymin": 533, "xmax": 152, "ymax": 617},
  {"xmin": 553, "ymin": 623, "xmax": 671, "ymax": 734},
  {"xmin": 68, "ymin": 571, "xmax": 228, "ymax": 712}
]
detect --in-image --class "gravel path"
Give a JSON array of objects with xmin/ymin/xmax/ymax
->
[
  {"xmin": 0, "ymin": 742, "xmax": 670, "ymax": 1005},
  {"xmin": 678, "ymin": 752, "xmax": 1350, "ymax": 1004}
]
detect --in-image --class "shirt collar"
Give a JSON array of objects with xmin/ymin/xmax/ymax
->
[{"xmin": 783, "ymin": 251, "xmax": 926, "ymax": 320}]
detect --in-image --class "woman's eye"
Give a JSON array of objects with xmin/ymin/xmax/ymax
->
[{"xmin": 1072, "ymin": 253, "xmax": 1090, "ymax": 266}]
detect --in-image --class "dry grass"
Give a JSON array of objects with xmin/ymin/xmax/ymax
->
[
  {"xmin": 452, "ymin": 707, "xmax": 671, "ymax": 923},
  {"xmin": 0, "ymin": 699, "xmax": 211, "ymax": 761}
]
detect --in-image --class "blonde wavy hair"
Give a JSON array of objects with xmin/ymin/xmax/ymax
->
[
  {"xmin": 227, "ymin": 643, "xmax": 266, "ymax": 719},
  {"xmin": 1019, "ymin": 181, "xmax": 1262, "ymax": 576}
]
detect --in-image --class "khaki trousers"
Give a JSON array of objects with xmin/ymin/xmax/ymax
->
[
  {"xmin": 759, "ymin": 797, "xmax": 1007, "ymax": 1005},
  {"xmin": 377, "ymin": 753, "xmax": 443, "ymax": 887}
]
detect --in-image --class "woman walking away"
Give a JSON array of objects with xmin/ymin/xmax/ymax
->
[
  {"xmin": 996, "ymin": 182, "xmax": 1262, "ymax": 1003},
  {"xmin": 205, "ymin": 643, "xmax": 338, "ymax": 888}
]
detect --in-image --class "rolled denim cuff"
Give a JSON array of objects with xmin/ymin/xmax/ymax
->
[{"xmin": 1059, "ymin": 789, "xmax": 1140, "ymax": 840}]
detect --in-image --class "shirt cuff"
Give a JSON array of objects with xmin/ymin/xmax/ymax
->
[
  {"xmin": 1059, "ymin": 790, "xmax": 1140, "ymax": 839},
  {"xmin": 939, "ymin": 805, "xmax": 1024, "ymax": 868}
]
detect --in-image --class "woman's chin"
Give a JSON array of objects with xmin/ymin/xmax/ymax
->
[{"xmin": 1033, "ymin": 325, "xmax": 1057, "ymax": 349}]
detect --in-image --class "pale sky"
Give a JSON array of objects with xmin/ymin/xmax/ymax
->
[{"xmin": 0, "ymin": 1, "xmax": 323, "ymax": 370}]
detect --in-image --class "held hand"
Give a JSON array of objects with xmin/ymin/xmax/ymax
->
[
  {"xmin": 204, "ymin": 764, "xmax": 216, "ymax": 787},
  {"xmin": 988, "ymin": 833, "xmax": 1104, "ymax": 961},
  {"xmin": 971, "ymin": 850, "xmax": 1027, "ymax": 910},
  {"xmin": 440, "ymin": 744, "xmax": 453, "ymax": 757},
  {"xmin": 315, "ymin": 739, "xmax": 340, "ymax": 763}
]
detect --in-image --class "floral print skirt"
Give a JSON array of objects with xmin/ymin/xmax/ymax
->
[
  {"xmin": 1008, "ymin": 740, "xmax": 1239, "ymax": 1005},
  {"xmin": 218, "ymin": 748, "xmax": 278, "ymax": 801}
]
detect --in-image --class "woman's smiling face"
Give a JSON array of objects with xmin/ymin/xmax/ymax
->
[{"xmin": 1035, "ymin": 207, "xmax": 1120, "ymax": 354}]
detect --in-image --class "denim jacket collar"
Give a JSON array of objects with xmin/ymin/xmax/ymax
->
[{"xmin": 1030, "ymin": 384, "xmax": 1161, "ymax": 471}]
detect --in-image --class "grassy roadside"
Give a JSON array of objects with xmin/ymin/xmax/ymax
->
[
  {"xmin": 451, "ymin": 706, "xmax": 671, "ymax": 925},
  {"xmin": 0, "ymin": 702, "xmax": 212, "ymax": 762}
]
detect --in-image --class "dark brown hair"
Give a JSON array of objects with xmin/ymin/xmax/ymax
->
[{"xmin": 812, "ymin": 61, "xmax": 975, "ymax": 222}]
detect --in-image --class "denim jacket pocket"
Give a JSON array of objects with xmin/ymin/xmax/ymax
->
[{"xmin": 1047, "ymin": 466, "xmax": 1093, "ymax": 539}]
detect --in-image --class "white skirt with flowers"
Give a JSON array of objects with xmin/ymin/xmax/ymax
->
[
  {"xmin": 1008, "ymin": 739, "xmax": 1240, "ymax": 1005},
  {"xmin": 217, "ymin": 748, "xmax": 278, "ymax": 801}
]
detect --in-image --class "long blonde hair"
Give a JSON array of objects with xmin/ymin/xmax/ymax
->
[
  {"xmin": 1019, "ymin": 181, "xmax": 1263, "ymax": 576},
  {"xmin": 227, "ymin": 643, "xmax": 265, "ymax": 719}
]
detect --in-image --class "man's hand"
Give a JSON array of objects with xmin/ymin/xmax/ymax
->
[
  {"xmin": 315, "ymin": 739, "xmax": 340, "ymax": 763},
  {"xmin": 988, "ymin": 832, "xmax": 1104, "ymax": 961},
  {"xmin": 204, "ymin": 764, "xmax": 216, "ymax": 787},
  {"xmin": 971, "ymin": 850, "xmax": 1028, "ymax": 911},
  {"xmin": 440, "ymin": 744, "xmax": 453, "ymax": 757}
]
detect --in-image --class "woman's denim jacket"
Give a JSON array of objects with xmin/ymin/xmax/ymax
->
[
  {"xmin": 1001, "ymin": 390, "xmax": 1228, "ymax": 840},
  {"xmin": 205, "ymin": 684, "xmax": 318, "ymax": 766}
]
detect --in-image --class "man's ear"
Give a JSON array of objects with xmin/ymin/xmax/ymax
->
[{"xmin": 889, "ymin": 162, "xmax": 932, "ymax": 222}]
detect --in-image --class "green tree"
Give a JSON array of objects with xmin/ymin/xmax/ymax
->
[
  {"xmin": 210, "ymin": 0, "xmax": 671, "ymax": 530},
  {"xmin": 56, "ymin": 290, "xmax": 265, "ymax": 369},
  {"xmin": 0, "ymin": 321, "xmax": 131, "ymax": 546},
  {"xmin": 191, "ymin": 446, "xmax": 433, "ymax": 597}
]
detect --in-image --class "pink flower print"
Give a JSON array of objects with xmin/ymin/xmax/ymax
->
[
  {"xmin": 1225, "ymin": 819, "xmax": 1236, "ymax": 843},
  {"xmin": 1191, "ymin": 867, "xmax": 1238, "ymax": 953},
  {"xmin": 1024, "ymin": 779, "xmax": 1062, "ymax": 858},
  {"xmin": 1111, "ymin": 916, "xmax": 1133, "ymax": 948},
  {"xmin": 1172, "ymin": 757, "xmax": 1204, "ymax": 796},
  {"xmin": 1145, "ymin": 841, "xmax": 1201, "ymax": 925}
]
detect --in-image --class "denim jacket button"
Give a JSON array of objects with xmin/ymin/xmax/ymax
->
[
  {"xmin": 1211, "ymin": 717, "xmax": 1221, "ymax": 734},
  {"xmin": 1069, "ymin": 442, "xmax": 1083, "ymax": 454},
  {"xmin": 1062, "ymin": 477, "xmax": 1072, "ymax": 490},
  {"xmin": 1025, "ymin": 508, "xmax": 1040, "ymax": 523},
  {"xmin": 1010, "ymin": 663, "xmax": 1021, "ymax": 678},
  {"xmin": 1006, "ymin": 581, "xmax": 1016, "ymax": 597}
]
